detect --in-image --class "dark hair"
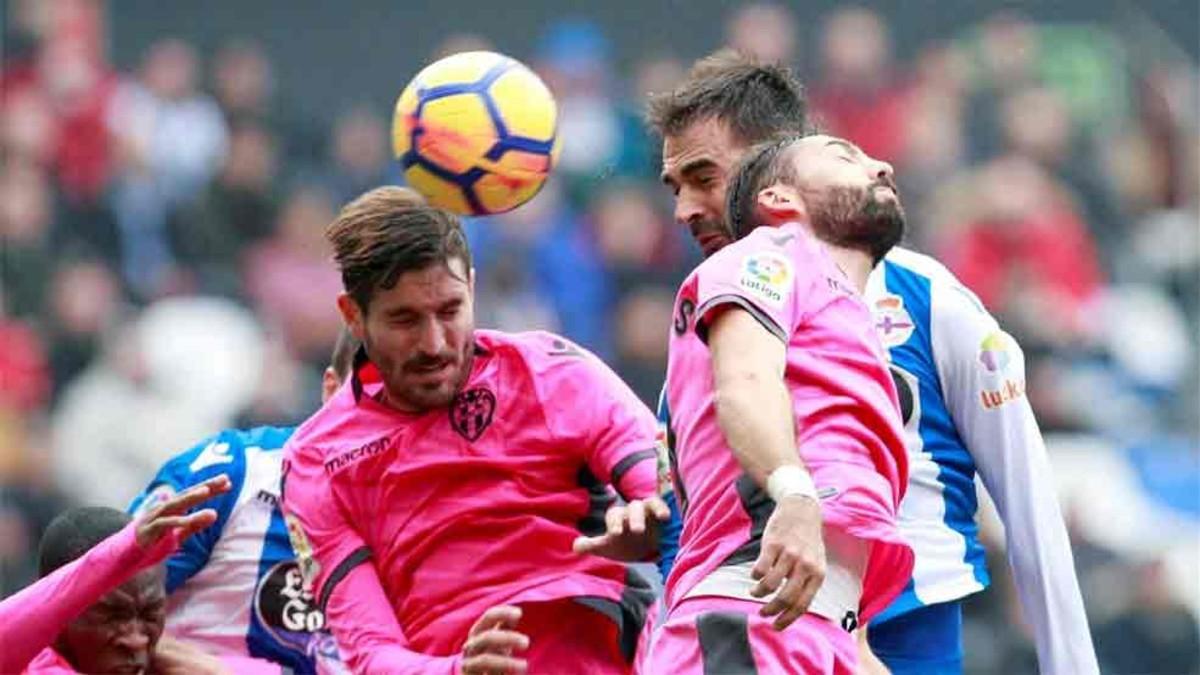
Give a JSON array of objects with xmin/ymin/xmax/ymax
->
[
  {"xmin": 725, "ymin": 136, "xmax": 804, "ymax": 238},
  {"xmin": 328, "ymin": 326, "xmax": 360, "ymax": 379},
  {"xmin": 646, "ymin": 48, "xmax": 811, "ymax": 144},
  {"xmin": 325, "ymin": 186, "xmax": 470, "ymax": 312},
  {"xmin": 39, "ymin": 507, "xmax": 131, "ymax": 578}
]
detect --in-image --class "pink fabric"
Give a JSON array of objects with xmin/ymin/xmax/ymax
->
[
  {"xmin": 515, "ymin": 599, "xmax": 629, "ymax": 673},
  {"xmin": 664, "ymin": 222, "xmax": 912, "ymax": 623},
  {"xmin": 645, "ymin": 596, "xmax": 858, "ymax": 674},
  {"xmin": 282, "ymin": 330, "xmax": 658, "ymax": 672},
  {"xmin": 1, "ymin": 522, "xmax": 176, "ymax": 673},
  {"xmin": 21, "ymin": 649, "xmax": 76, "ymax": 674}
]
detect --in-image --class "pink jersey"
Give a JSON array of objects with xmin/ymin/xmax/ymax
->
[
  {"xmin": 664, "ymin": 222, "xmax": 912, "ymax": 624},
  {"xmin": 281, "ymin": 330, "xmax": 658, "ymax": 673}
]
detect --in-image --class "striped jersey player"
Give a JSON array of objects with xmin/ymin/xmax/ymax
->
[{"xmin": 861, "ymin": 247, "xmax": 1097, "ymax": 674}]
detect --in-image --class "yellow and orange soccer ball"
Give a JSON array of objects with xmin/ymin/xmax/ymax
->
[{"xmin": 392, "ymin": 51, "xmax": 560, "ymax": 216}]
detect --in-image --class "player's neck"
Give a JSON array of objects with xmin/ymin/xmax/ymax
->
[{"xmin": 826, "ymin": 246, "xmax": 873, "ymax": 295}]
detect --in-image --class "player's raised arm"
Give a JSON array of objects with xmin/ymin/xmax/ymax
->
[
  {"xmin": 0, "ymin": 476, "xmax": 230, "ymax": 673},
  {"xmin": 935, "ymin": 286, "xmax": 1099, "ymax": 674},
  {"xmin": 707, "ymin": 306, "xmax": 825, "ymax": 630}
]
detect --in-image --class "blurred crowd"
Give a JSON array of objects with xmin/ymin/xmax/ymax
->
[{"xmin": 1, "ymin": 1, "xmax": 1197, "ymax": 673}]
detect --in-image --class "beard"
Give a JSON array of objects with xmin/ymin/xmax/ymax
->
[
  {"xmin": 364, "ymin": 330, "xmax": 474, "ymax": 412},
  {"xmin": 805, "ymin": 181, "xmax": 906, "ymax": 264}
]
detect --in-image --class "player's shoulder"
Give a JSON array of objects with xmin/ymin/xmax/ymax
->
[
  {"xmin": 131, "ymin": 427, "xmax": 272, "ymax": 515},
  {"xmin": 480, "ymin": 328, "xmax": 596, "ymax": 365},
  {"xmin": 882, "ymin": 247, "xmax": 993, "ymax": 322},
  {"xmin": 167, "ymin": 428, "xmax": 260, "ymax": 476}
]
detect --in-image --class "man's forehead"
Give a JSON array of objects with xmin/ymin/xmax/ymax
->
[
  {"xmin": 112, "ymin": 568, "xmax": 166, "ymax": 601},
  {"xmin": 794, "ymin": 134, "xmax": 862, "ymax": 156},
  {"xmin": 662, "ymin": 117, "xmax": 744, "ymax": 172}
]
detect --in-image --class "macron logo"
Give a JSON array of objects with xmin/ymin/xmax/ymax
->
[
  {"xmin": 324, "ymin": 436, "xmax": 391, "ymax": 475},
  {"xmin": 189, "ymin": 441, "xmax": 234, "ymax": 472}
]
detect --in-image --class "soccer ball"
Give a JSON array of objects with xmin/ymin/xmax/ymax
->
[{"xmin": 392, "ymin": 51, "xmax": 561, "ymax": 216}]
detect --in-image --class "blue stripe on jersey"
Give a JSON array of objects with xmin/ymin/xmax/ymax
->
[
  {"xmin": 880, "ymin": 261, "xmax": 989, "ymax": 616},
  {"xmin": 655, "ymin": 387, "xmax": 683, "ymax": 580}
]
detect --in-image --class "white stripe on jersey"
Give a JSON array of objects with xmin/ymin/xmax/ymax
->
[{"xmin": 165, "ymin": 446, "xmax": 282, "ymax": 653}]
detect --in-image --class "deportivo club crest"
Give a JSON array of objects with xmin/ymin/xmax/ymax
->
[
  {"xmin": 450, "ymin": 387, "xmax": 496, "ymax": 441},
  {"xmin": 872, "ymin": 294, "xmax": 915, "ymax": 348}
]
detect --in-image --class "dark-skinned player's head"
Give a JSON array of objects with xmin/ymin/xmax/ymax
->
[
  {"xmin": 40, "ymin": 507, "xmax": 166, "ymax": 675},
  {"xmin": 726, "ymin": 134, "xmax": 904, "ymax": 265},
  {"xmin": 328, "ymin": 186, "xmax": 475, "ymax": 413},
  {"xmin": 648, "ymin": 48, "xmax": 811, "ymax": 257}
]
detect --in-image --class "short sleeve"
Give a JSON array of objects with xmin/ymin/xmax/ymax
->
[
  {"xmin": 534, "ymin": 335, "xmax": 659, "ymax": 501},
  {"xmin": 280, "ymin": 442, "xmax": 371, "ymax": 613},
  {"xmin": 693, "ymin": 240, "xmax": 802, "ymax": 344}
]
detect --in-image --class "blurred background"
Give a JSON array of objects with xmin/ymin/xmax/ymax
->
[{"xmin": 1, "ymin": 0, "xmax": 1197, "ymax": 672}]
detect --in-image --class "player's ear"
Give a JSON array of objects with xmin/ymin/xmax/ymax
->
[
  {"xmin": 336, "ymin": 293, "xmax": 366, "ymax": 341},
  {"xmin": 756, "ymin": 185, "xmax": 807, "ymax": 225},
  {"xmin": 321, "ymin": 367, "xmax": 340, "ymax": 403}
]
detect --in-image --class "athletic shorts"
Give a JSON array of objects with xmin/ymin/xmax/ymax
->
[
  {"xmin": 868, "ymin": 600, "xmax": 963, "ymax": 675},
  {"xmin": 642, "ymin": 596, "xmax": 857, "ymax": 674}
]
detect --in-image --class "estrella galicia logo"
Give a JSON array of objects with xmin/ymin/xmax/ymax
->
[
  {"xmin": 255, "ymin": 561, "xmax": 326, "ymax": 654},
  {"xmin": 450, "ymin": 388, "xmax": 496, "ymax": 442}
]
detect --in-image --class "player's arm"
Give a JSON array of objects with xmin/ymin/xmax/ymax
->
[
  {"xmin": 282, "ymin": 443, "xmax": 525, "ymax": 675},
  {"xmin": 0, "ymin": 477, "xmax": 229, "ymax": 673},
  {"xmin": 325, "ymin": 562, "xmax": 529, "ymax": 675},
  {"xmin": 708, "ymin": 306, "xmax": 825, "ymax": 630},
  {"xmin": 534, "ymin": 336, "xmax": 669, "ymax": 562},
  {"xmin": 936, "ymin": 288, "xmax": 1099, "ymax": 675}
]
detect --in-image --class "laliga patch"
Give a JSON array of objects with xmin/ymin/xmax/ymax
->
[
  {"xmin": 654, "ymin": 428, "xmax": 674, "ymax": 497},
  {"xmin": 977, "ymin": 330, "xmax": 1015, "ymax": 374},
  {"xmin": 739, "ymin": 252, "xmax": 793, "ymax": 308},
  {"xmin": 284, "ymin": 514, "xmax": 320, "ymax": 592},
  {"xmin": 872, "ymin": 294, "xmax": 915, "ymax": 349}
]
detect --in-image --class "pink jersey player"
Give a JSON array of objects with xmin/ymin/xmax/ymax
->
[
  {"xmin": 281, "ymin": 329, "xmax": 659, "ymax": 674},
  {"xmin": 646, "ymin": 221, "xmax": 913, "ymax": 673}
]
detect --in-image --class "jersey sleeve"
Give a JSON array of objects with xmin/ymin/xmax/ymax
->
[
  {"xmin": 693, "ymin": 238, "xmax": 805, "ymax": 345},
  {"xmin": 279, "ymin": 441, "xmax": 371, "ymax": 624},
  {"xmin": 932, "ymin": 283, "xmax": 1100, "ymax": 675},
  {"xmin": 534, "ymin": 335, "xmax": 659, "ymax": 501},
  {"xmin": 127, "ymin": 432, "xmax": 246, "ymax": 593},
  {"xmin": 323, "ymin": 563, "xmax": 459, "ymax": 675}
]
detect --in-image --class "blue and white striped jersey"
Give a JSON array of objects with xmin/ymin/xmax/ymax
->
[
  {"xmin": 129, "ymin": 427, "xmax": 346, "ymax": 675},
  {"xmin": 865, "ymin": 247, "xmax": 1097, "ymax": 673}
]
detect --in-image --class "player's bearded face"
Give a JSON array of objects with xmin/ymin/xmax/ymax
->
[
  {"xmin": 804, "ymin": 178, "xmax": 906, "ymax": 264},
  {"xmin": 360, "ymin": 259, "xmax": 475, "ymax": 413}
]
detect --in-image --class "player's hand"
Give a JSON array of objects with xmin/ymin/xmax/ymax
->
[
  {"xmin": 749, "ymin": 494, "xmax": 825, "ymax": 631},
  {"xmin": 460, "ymin": 605, "xmax": 529, "ymax": 675},
  {"xmin": 135, "ymin": 475, "xmax": 231, "ymax": 553},
  {"xmin": 571, "ymin": 496, "xmax": 671, "ymax": 562}
]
